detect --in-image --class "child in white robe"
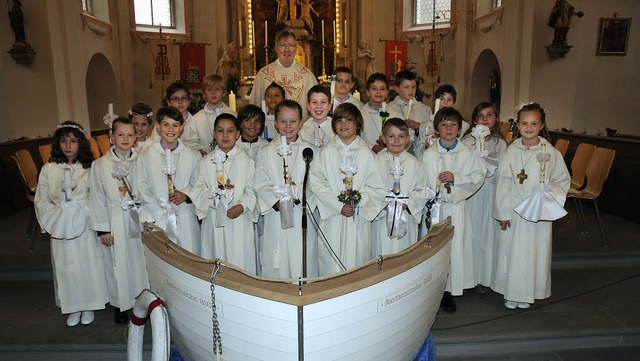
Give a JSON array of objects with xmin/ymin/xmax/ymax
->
[
  {"xmin": 310, "ymin": 103, "xmax": 387, "ymax": 276},
  {"xmin": 255, "ymin": 100, "xmax": 319, "ymax": 278},
  {"xmin": 492, "ymin": 102, "xmax": 570, "ymax": 309},
  {"xmin": 148, "ymin": 81, "xmax": 194, "ymax": 143},
  {"xmin": 372, "ymin": 118, "xmax": 427, "ymax": 256},
  {"xmin": 183, "ymin": 74, "xmax": 237, "ymax": 155},
  {"xmin": 461, "ymin": 102, "xmax": 508, "ymax": 294},
  {"xmin": 300, "ymin": 85, "xmax": 334, "ymax": 148},
  {"xmin": 35, "ymin": 121, "xmax": 108, "ymax": 327},
  {"xmin": 192, "ymin": 113, "xmax": 258, "ymax": 273},
  {"xmin": 360, "ymin": 73, "xmax": 390, "ymax": 153},
  {"xmin": 135, "ymin": 106, "xmax": 202, "ymax": 254},
  {"xmin": 90, "ymin": 117, "xmax": 149, "ymax": 324},
  {"xmin": 331, "ymin": 67, "xmax": 364, "ymax": 111},
  {"xmin": 236, "ymin": 104, "xmax": 268, "ymax": 160},
  {"xmin": 421, "ymin": 108, "xmax": 487, "ymax": 313},
  {"xmin": 262, "ymin": 82, "xmax": 285, "ymax": 141}
]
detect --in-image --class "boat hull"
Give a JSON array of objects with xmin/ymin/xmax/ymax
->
[{"xmin": 142, "ymin": 221, "xmax": 452, "ymax": 361}]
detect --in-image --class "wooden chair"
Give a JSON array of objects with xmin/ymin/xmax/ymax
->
[
  {"xmin": 96, "ymin": 134, "xmax": 111, "ymax": 155},
  {"xmin": 12, "ymin": 150, "xmax": 40, "ymax": 251},
  {"xmin": 567, "ymin": 147, "xmax": 615, "ymax": 247},
  {"xmin": 569, "ymin": 143, "xmax": 596, "ymax": 190},
  {"xmin": 89, "ymin": 138, "xmax": 101, "ymax": 159},
  {"xmin": 38, "ymin": 144, "xmax": 52, "ymax": 164},
  {"xmin": 554, "ymin": 139, "xmax": 569, "ymax": 158},
  {"xmin": 499, "ymin": 121, "xmax": 511, "ymax": 139}
]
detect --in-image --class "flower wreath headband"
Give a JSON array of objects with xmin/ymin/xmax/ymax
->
[
  {"xmin": 128, "ymin": 109, "xmax": 153, "ymax": 119},
  {"xmin": 513, "ymin": 102, "xmax": 548, "ymax": 116},
  {"xmin": 57, "ymin": 123, "xmax": 88, "ymax": 138}
]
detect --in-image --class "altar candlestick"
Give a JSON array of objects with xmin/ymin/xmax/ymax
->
[
  {"xmin": 344, "ymin": 20, "xmax": 347, "ymax": 46},
  {"xmin": 238, "ymin": 21, "xmax": 243, "ymax": 48},
  {"xmin": 252, "ymin": 21, "xmax": 256, "ymax": 55},
  {"xmin": 265, "ymin": 21, "xmax": 268, "ymax": 45},
  {"xmin": 229, "ymin": 91, "xmax": 237, "ymax": 112},
  {"xmin": 321, "ymin": 20, "xmax": 325, "ymax": 46},
  {"xmin": 333, "ymin": 20, "xmax": 336, "ymax": 45}
]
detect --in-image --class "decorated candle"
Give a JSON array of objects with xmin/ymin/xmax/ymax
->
[
  {"xmin": 229, "ymin": 91, "xmax": 237, "ymax": 112},
  {"xmin": 108, "ymin": 103, "xmax": 113, "ymax": 115},
  {"xmin": 165, "ymin": 148, "xmax": 172, "ymax": 167},
  {"xmin": 261, "ymin": 99, "xmax": 267, "ymax": 113},
  {"xmin": 381, "ymin": 101, "xmax": 386, "ymax": 112},
  {"xmin": 406, "ymin": 99, "xmax": 414, "ymax": 120},
  {"xmin": 63, "ymin": 168, "xmax": 72, "ymax": 202},
  {"xmin": 393, "ymin": 156, "xmax": 401, "ymax": 194},
  {"xmin": 353, "ymin": 90, "xmax": 360, "ymax": 101},
  {"xmin": 434, "ymin": 98, "xmax": 440, "ymax": 114},
  {"xmin": 165, "ymin": 148, "xmax": 174, "ymax": 194},
  {"xmin": 215, "ymin": 151, "xmax": 225, "ymax": 186},
  {"xmin": 330, "ymin": 79, "xmax": 335, "ymax": 97}
]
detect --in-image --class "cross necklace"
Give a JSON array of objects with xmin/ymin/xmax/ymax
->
[{"xmin": 517, "ymin": 148, "xmax": 537, "ymax": 184}]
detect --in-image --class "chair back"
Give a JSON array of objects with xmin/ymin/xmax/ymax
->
[
  {"xmin": 499, "ymin": 122, "xmax": 511, "ymax": 139},
  {"xmin": 89, "ymin": 138, "xmax": 101, "ymax": 159},
  {"xmin": 96, "ymin": 134, "xmax": 111, "ymax": 155},
  {"xmin": 583, "ymin": 147, "xmax": 615, "ymax": 198},
  {"xmin": 13, "ymin": 150, "xmax": 39, "ymax": 199},
  {"xmin": 554, "ymin": 139, "xmax": 569, "ymax": 158},
  {"xmin": 504, "ymin": 132, "xmax": 513, "ymax": 144},
  {"xmin": 38, "ymin": 144, "xmax": 52, "ymax": 164},
  {"xmin": 570, "ymin": 143, "xmax": 596, "ymax": 189}
]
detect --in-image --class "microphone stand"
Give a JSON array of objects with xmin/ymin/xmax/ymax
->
[{"xmin": 302, "ymin": 157, "xmax": 310, "ymax": 281}]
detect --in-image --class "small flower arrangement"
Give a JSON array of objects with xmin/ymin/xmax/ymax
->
[
  {"xmin": 338, "ymin": 189, "xmax": 362, "ymax": 204},
  {"xmin": 318, "ymin": 74, "xmax": 335, "ymax": 86}
]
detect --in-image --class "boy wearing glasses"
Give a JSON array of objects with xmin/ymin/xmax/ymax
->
[
  {"xmin": 250, "ymin": 29, "xmax": 317, "ymax": 115},
  {"xmin": 332, "ymin": 66, "xmax": 364, "ymax": 110}
]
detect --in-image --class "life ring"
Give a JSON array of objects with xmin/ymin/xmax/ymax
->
[{"xmin": 127, "ymin": 289, "xmax": 170, "ymax": 361}]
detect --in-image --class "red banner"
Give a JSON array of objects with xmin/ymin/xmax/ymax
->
[
  {"xmin": 179, "ymin": 43, "xmax": 207, "ymax": 90},
  {"xmin": 384, "ymin": 40, "xmax": 408, "ymax": 86}
]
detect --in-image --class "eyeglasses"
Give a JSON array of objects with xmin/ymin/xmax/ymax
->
[
  {"xmin": 335, "ymin": 78, "xmax": 353, "ymax": 84},
  {"xmin": 169, "ymin": 96, "xmax": 189, "ymax": 102},
  {"xmin": 277, "ymin": 43, "xmax": 297, "ymax": 50}
]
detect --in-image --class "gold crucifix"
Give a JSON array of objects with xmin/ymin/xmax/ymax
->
[
  {"xmin": 517, "ymin": 169, "xmax": 528, "ymax": 184},
  {"xmin": 390, "ymin": 45, "xmax": 402, "ymax": 74}
]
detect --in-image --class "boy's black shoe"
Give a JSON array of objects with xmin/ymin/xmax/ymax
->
[
  {"xmin": 441, "ymin": 291, "xmax": 457, "ymax": 313},
  {"xmin": 114, "ymin": 308, "xmax": 129, "ymax": 325}
]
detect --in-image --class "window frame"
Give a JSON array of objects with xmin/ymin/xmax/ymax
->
[
  {"xmin": 130, "ymin": 0, "xmax": 190, "ymax": 37},
  {"xmin": 404, "ymin": 0, "xmax": 453, "ymax": 32}
]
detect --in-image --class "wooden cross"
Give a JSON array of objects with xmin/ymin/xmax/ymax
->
[{"xmin": 517, "ymin": 169, "xmax": 528, "ymax": 184}]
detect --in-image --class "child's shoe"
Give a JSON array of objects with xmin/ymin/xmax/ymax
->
[
  {"xmin": 517, "ymin": 302, "xmax": 530, "ymax": 309},
  {"xmin": 81, "ymin": 310, "xmax": 95, "ymax": 325},
  {"xmin": 66, "ymin": 312, "xmax": 81, "ymax": 327},
  {"xmin": 504, "ymin": 300, "xmax": 518, "ymax": 309}
]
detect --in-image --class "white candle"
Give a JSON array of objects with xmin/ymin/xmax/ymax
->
[
  {"xmin": 252, "ymin": 21, "xmax": 256, "ymax": 53},
  {"xmin": 344, "ymin": 20, "xmax": 347, "ymax": 46},
  {"xmin": 264, "ymin": 21, "xmax": 268, "ymax": 45},
  {"xmin": 63, "ymin": 169, "xmax": 72, "ymax": 201},
  {"xmin": 382, "ymin": 101, "xmax": 386, "ymax": 112},
  {"xmin": 330, "ymin": 80, "xmax": 335, "ymax": 97},
  {"xmin": 434, "ymin": 98, "xmax": 440, "ymax": 113},
  {"xmin": 321, "ymin": 20, "xmax": 325, "ymax": 46},
  {"xmin": 238, "ymin": 21, "xmax": 243, "ymax": 48},
  {"xmin": 108, "ymin": 103, "xmax": 113, "ymax": 115},
  {"xmin": 280, "ymin": 135, "xmax": 287, "ymax": 145},
  {"xmin": 333, "ymin": 20, "xmax": 336, "ymax": 45},
  {"xmin": 165, "ymin": 148, "xmax": 172, "ymax": 167},
  {"xmin": 406, "ymin": 99, "xmax": 414, "ymax": 120},
  {"xmin": 393, "ymin": 157, "xmax": 401, "ymax": 181},
  {"xmin": 261, "ymin": 99, "xmax": 267, "ymax": 113},
  {"xmin": 353, "ymin": 90, "xmax": 360, "ymax": 100},
  {"xmin": 228, "ymin": 91, "xmax": 236, "ymax": 112}
]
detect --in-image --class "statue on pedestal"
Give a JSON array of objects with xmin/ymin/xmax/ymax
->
[
  {"xmin": 548, "ymin": 0, "xmax": 584, "ymax": 45},
  {"xmin": 273, "ymin": 0, "xmax": 290, "ymax": 24},
  {"xmin": 216, "ymin": 42, "xmax": 239, "ymax": 84},
  {"xmin": 7, "ymin": 0, "xmax": 36, "ymax": 65},
  {"xmin": 356, "ymin": 40, "xmax": 375, "ymax": 84}
]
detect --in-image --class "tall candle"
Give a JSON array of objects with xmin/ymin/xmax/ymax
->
[
  {"xmin": 406, "ymin": 99, "xmax": 414, "ymax": 120},
  {"xmin": 353, "ymin": 90, "xmax": 360, "ymax": 101},
  {"xmin": 382, "ymin": 101, "xmax": 386, "ymax": 112},
  {"xmin": 238, "ymin": 21, "xmax": 243, "ymax": 47},
  {"xmin": 344, "ymin": 20, "xmax": 347, "ymax": 46},
  {"xmin": 261, "ymin": 99, "xmax": 267, "ymax": 113},
  {"xmin": 215, "ymin": 150, "xmax": 225, "ymax": 185},
  {"xmin": 330, "ymin": 80, "xmax": 335, "ymax": 97},
  {"xmin": 393, "ymin": 156, "xmax": 401, "ymax": 193},
  {"xmin": 252, "ymin": 21, "xmax": 256, "ymax": 51},
  {"xmin": 63, "ymin": 169, "xmax": 72, "ymax": 201},
  {"xmin": 264, "ymin": 21, "xmax": 268, "ymax": 45},
  {"xmin": 228, "ymin": 91, "xmax": 237, "ymax": 112},
  {"xmin": 333, "ymin": 20, "xmax": 336, "ymax": 45},
  {"xmin": 434, "ymin": 98, "xmax": 440, "ymax": 113},
  {"xmin": 165, "ymin": 148, "xmax": 172, "ymax": 167},
  {"xmin": 280, "ymin": 135, "xmax": 287, "ymax": 146},
  {"xmin": 108, "ymin": 103, "xmax": 113, "ymax": 115},
  {"xmin": 321, "ymin": 20, "xmax": 325, "ymax": 46}
]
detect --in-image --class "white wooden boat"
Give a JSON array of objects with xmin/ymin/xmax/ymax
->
[{"xmin": 141, "ymin": 219, "xmax": 453, "ymax": 361}]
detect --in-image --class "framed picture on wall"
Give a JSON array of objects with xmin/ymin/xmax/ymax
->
[{"xmin": 597, "ymin": 17, "xmax": 631, "ymax": 55}]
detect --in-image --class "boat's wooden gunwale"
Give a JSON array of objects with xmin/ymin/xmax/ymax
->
[{"xmin": 142, "ymin": 220, "xmax": 453, "ymax": 307}]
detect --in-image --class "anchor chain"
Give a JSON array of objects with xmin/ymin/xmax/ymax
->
[{"xmin": 210, "ymin": 260, "xmax": 222, "ymax": 358}]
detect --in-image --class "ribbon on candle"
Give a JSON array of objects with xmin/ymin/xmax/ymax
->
[
  {"xmin": 63, "ymin": 168, "xmax": 73, "ymax": 202},
  {"xmin": 158, "ymin": 197, "xmax": 179, "ymax": 242},
  {"xmin": 384, "ymin": 192, "xmax": 409, "ymax": 239}
]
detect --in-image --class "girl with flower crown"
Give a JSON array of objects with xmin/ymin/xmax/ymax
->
[
  {"xmin": 309, "ymin": 103, "xmax": 387, "ymax": 276},
  {"xmin": 492, "ymin": 103, "xmax": 570, "ymax": 310},
  {"xmin": 128, "ymin": 102, "xmax": 154, "ymax": 150},
  {"xmin": 191, "ymin": 114, "xmax": 258, "ymax": 273},
  {"xmin": 35, "ymin": 121, "xmax": 108, "ymax": 327},
  {"xmin": 90, "ymin": 117, "xmax": 149, "ymax": 325},
  {"xmin": 461, "ymin": 102, "xmax": 508, "ymax": 295}
]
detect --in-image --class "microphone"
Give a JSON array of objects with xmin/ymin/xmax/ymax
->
[{"xmin": 303, "ymin": 147, "xmax": 314, "ymax": 162}]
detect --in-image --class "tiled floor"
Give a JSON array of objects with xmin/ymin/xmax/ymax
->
[{"xmin": 1, "ymin": 205, "xmax": 640, "ymax": 360}]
